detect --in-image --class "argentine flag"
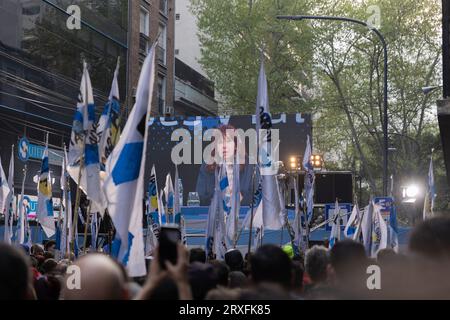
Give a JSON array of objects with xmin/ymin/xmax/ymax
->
[
  {"xmin": 256, "ymin": 57, "xmax": 283, "ymax": 231},
  {"xmin": 205, "ymin": 166, "xmax": 228, "ymax": 260},
  {"xmin": 329, "ymin": 199, "xmax": 341, "ymax": 249},
  {"xmin": 98, "ymin": 58, "xmax": 121, "ymax": 168},
  {"xmin": 423, "ymin": 155, "xmax": 436, "ymax": 219},
  {"xmin": 0, "ymin": 154, "xmax": 11, "ymax": 220},
  {"xmin": 103, "ymin": 43, "xmax": 156, "ymax": 277},
  {"xmin": 37, "ymin": 142, "xmax": 56, "ymax": 238},
  {"xmin": 226, "ymin": 157, "xmax": 240, "ymax": 246},
  {"xmin": 344, "ymin": 203, "xmax": 360, "ymax": 239},
  {"xmin": 145, "ymin": 165, "xmax": 160, "ymax": 255},
  {"xmin": 68, "ymin": 62, "xmax": 104, "ymax": 215},
  {"xmin": 303, "ymin": 135, "xmax": 315, "ymax": 222},
  {"xmin": 2, "ymin": 147, "xmax": 14, "ymax": 244},
  {"xmin": 361, "ymin": 202, "xmax": 373, "ymax": 255},
  {"xmin": 164, "ymin": 173, "xmax": 174, "ymax": 223},
  {"xmin": 370, "ymin": 204, "xmax": 388, "ymax": 257}
]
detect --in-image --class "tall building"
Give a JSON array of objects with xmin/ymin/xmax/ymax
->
[
  {"xmin": 0, "ymin": 0, "xmax": 129, "ymax": 196},
  {"xmin": 128, "ymin": 0, "xmax": 175, "ymax": 117},
  {"xmin": 174, "ymin": 0, "xmax": 218, "ymax": 116}
]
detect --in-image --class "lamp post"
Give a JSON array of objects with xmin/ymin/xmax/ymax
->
[{"xmin": 277, "ymin": 15, "xmax": 389, "ymax": 196}]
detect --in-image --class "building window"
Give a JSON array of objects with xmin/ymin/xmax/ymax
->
[
  {"xmin": 140, "ymin": 7, "xmax": 150, "ymax": 54},
  {"xmin": 160, "ymin": 0, "xmax": 167, "ymax": 15},
  {"xmin": 140, "ymin": 7, "xmax": 150, "ymax": 36},
  {"xmin": 157, "ymin": 75, "xmax": 166, "ymax": 114},
  {"xmin": 176, "ymin": 13, "xmax": 180, "ymax": 20},
  {"xmin": 157, "ymin": 23, "xmax": 167, "ymax": 65}
]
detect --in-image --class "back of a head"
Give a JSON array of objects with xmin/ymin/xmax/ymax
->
[
  {"xmin": 189, "ymin": 248, "xmax": 206, "ymax": 264},
  {"xmin": 329, "ymin": 240, "xmax": 367, "ymax": 285},
  {"xmin": 291, "ymin": 260, "xmax": 304, "ymax": 292},
  {"xmin": 188, "ymin": 262, "xmax": 218, "ymax": 300},
  {"xmin": 250, "ymin": 244, "xmax": 292, "ymax": 289},
  {"xmin": 409, "ymin": 216, "xmax": 450, "ymax": 260},
  {"xmin": 0, "ymin": 243, "xmax": 30, "ymax": 300},
  {"xmin": 146, "ymin": 276, "xmax": 179, "ymax": 300},
  {"xmin": 224, "ymin": 249, "xmax": 244, "ymax": 272},
  {"xmin": 31, "ymin": 244, "xmax": 44, "ymax": 256},
  {"xmin": 305, "ymin": 245, "xmax": 329, "ymax": 283},
  {"xmin": 239, "ymin": 282, "xmax": 292, "ymax": 300},
  {"xmin": 61, "ymin": 253, "xmax": 127, "ymax": 300},
  {"xmin": 210, "ymin": 260, "xmax": 230, "ymax": 287},
  {"xmin": 41, "ymin": 258, "xmax": 58, "ymax": 275},
  {"xmin": 229, "ymin": 271, "xmax": 248, "ymax": 289}
]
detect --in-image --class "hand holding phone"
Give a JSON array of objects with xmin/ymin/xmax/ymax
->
[{"xmin": 158, "ymin": 224, "xmax": 181, "ymax": 269}]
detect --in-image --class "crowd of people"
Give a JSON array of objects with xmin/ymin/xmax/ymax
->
[{"xmin": 1, "ymin": 216, "xmax": 450, "ymax": 300}]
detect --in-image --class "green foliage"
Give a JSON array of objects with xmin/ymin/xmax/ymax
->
[{"xmin": 192, "ymin": 0, "xmax": 447, "ymax": 214}]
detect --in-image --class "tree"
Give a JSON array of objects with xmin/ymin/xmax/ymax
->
[
  {"xmin": 193, "ymin": 0, "xmax": 447, "ymax": 217},
  {"xmin": 191, "ymin": 0, "xmax": 316, "ymax": 114}
]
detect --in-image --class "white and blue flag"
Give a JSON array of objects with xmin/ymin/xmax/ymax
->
[
  {"xmin": 226, "ymin": 157, "xmax": 240, "ymax": 246},
  {"xmin": 423, "ymin": 155, "xmax": 436, "ymax": 219},
  {"xmin": 256, "ymin": 57, "xmax": 283, "ymax": 231},
  {"xmin": 370, "ymin": 204, "xmax": 388, "ymax": 258},
  {"xmin": 0, "ymin": 154, "xmax": 11, "ymax": 224},
  {"xmin": 98, "ymin": 58, "xmax": 121, "ymax": 168},
  {"xmin": 103, "ymin": 43, "xmax": 156, "ymax": 277},
  {"xmin": 389, "ymin": 205, "xmax": 399, "ymax": 252},
  {"xmin": 68, "ymin": 62, "xmax": 104, "ymax": 215},
  {"xmin": 37, "ymin": 141, "xmax": 56, "ymax": 238},
  {"xmin": 2, "ymin": 146, "xmax": 14, "ymax": 244},
  {"xmin": 145, "ymin": 165, "xmax": 159, "ymax": 255},
  {"xmin": 344, "ymin": 203, "xmax": 360, "ymax": 239},
  {"xmin": 205, "ymin": 166, "xmax": 228, "ymax": 260},
  {"xmin": 329, "ymin": 199, "xmax": 341, "ymax": 249},
  {"xmin": 164, "ymin": 172, "xmax": 174, "ymax": 223},
  {"xmin": 303, "ymin": 135, "xmax": 315, "ymax": 222}
]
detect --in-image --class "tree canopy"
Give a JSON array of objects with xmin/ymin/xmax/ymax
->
[{"xmin": 191, "ymin": 0, "xmax": 447, "ymax": 219}]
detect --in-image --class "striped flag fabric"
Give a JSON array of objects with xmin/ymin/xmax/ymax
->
[
  {"xmin": 226, "ymin": 157, "xmax": 240, "ymax": 246},
  {"xmin": 423, "ymin": 154, "xmax": 436, "ymax": 219},
  {"xmin": 329, "ymin": 199, "xmax": 341, "ymax": 249},
  {"xmin": 256, "ymin": 57, "xmax": 282, "ymax": 231},
  {"xmin": 344, "ymin": 203, "xmax": 360, "ymax": 239},
  {"xmin": 303, "ymin": 135, "xmax": 315, "ymax": 222},
  {"xmin": 37, "ymin": 141, "xmax": 56, "ymax": 238},
  {"xmin": 164, "ymin": 173, "xmax": 174, "ymax": 223},
  {"xmin": 102, "ymin": 43, "xmax": 156, "ymax": 277},
  {"xmin": 3, "ymin": 146, "xmax": 14, "ymax": 244},
  {"xmin": 0, "ymin": 154, "xmax": 11, "ymax": 225},
  {"xmin": 97, "ymin": 58, "xmax": 121, "ymax": 168},
  {"xmin": 68, "ymin": 62, "xmax": 104, "ymax": 215},
  {"xmin": 145, "ymin": 165, "xmax": 160, "ymax": 255}
]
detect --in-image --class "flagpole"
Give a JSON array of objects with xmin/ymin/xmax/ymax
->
[
  {"xmin": 302, "ymin": 191, "xmax": 310, "ymax": 250},
  {"xmin": 71, "ymin": 62, "xmax": 88, "ymax": 255},
  {"xmin": 64, "ymin": 156, "xmax": 71, "ymax": 260},
  {"xmin": 82, "ymin": 201, "xmax": 92, "ymax": 254},
  {"xmin": 18, "ymin": 164, "xmax": 27, "ymax": 244},
  {"xmin": 247, "ymin": 165, "xmax": 257, "ymax": 257}
]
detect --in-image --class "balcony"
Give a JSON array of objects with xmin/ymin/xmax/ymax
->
[
  {"xmin": 139, "ymin": 33, "xmax": 149, "ymax": 55},
  {"xmin": 175, "ymin": 77, "xmax": 218, "ymax": 115}
]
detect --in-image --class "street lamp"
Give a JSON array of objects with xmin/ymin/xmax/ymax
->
[{"xmin": 277, "ymin": 14, "xmax": 389, "ymax": 196}]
